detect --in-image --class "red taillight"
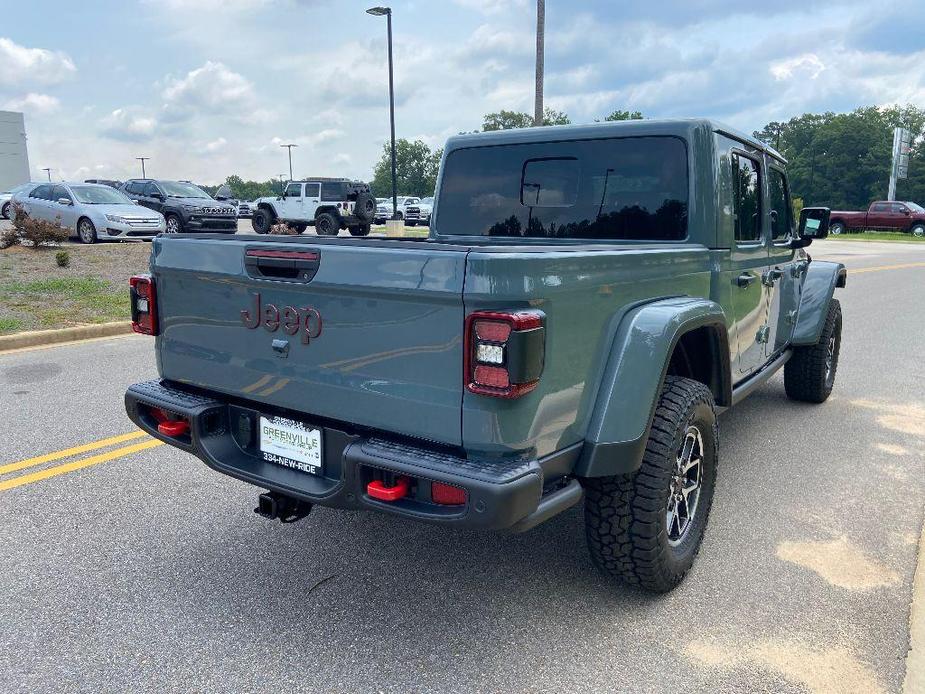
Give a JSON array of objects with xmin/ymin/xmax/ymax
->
[
  {"xmin": 465, "ymin": 310, "xmax": 545, "ymax": 398},
  {"xmin": 129, "ymin": 274, "xmax": 158, "ymax": 335},
  {"xmin": 432, "ymin": 481, "xmax": 467, "ymax": 506}
]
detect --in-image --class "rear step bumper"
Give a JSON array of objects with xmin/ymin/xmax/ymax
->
[{"xmin": 124, "ymin": 379, "xmax": 583, "ymax": 531}]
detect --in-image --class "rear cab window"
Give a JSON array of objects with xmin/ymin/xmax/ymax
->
[{"xmin": 434, "ymin": 136, "xmax": 688, "ymax": 240}]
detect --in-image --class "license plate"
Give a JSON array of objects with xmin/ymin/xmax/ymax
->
[{"xmin": 259, "ymin": 416, "xmax": 322, "ymax": 475}]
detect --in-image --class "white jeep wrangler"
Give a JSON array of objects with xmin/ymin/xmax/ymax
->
[{"xmin": 251, "ymin": 178, "xmax": 376, "ymax": 236}]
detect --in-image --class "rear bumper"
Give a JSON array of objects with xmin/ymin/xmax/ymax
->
[{"xmin": 124, "ymin": 380, "xmax": 582, "ymax": 531}]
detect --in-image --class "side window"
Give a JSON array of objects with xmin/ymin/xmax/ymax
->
[
  {"xmin": 285, "ymin": 183, "xmax": 302, "ymax": 198},
  {"xmin": 142, "ymin": 182, "xmax": 159, "ymax": 197},
  {"xmin": 320, "ymin": 182, "xmax": 343, "ymax": 201},
  {"xmin": 521, "ymin": 158, "xmax": 579, "ymax": 207},
  {"xmin": 768, "ymin": 169, "xmax": 792, "ymax": 240},
  {"xmin": 891, "ymin": 203, "xmax": 907, "ymax": 214},
  {"xmin": 51, "ymin": 185, "xmax": 70, "ymax": 202},
  {"xmin": 30, "ymin": 184, "xmax": 52, "ymax": 199},
  {"xmin": 303, "ymin": 183, "xmax": 320, "ymax": 199},
  {"xmin": 733, "ymin": 154, "xmax": 761, "ymax": 243},
  {"xmin": 125, "ymin": 182, "xmax": 141, "ymax": 195},
  {"xmin": 871, "ymin": 202, "xmax": 889, "ymax": 212}
]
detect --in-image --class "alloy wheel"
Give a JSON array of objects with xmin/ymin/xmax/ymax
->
[
  {"xmin": 79, "ymin": 220, "xmax": 95, "ymax": 243},
  {"xmin": 166, "ymin": 217, "xmax": 180, "ymax": 234},
  {"xmin": 667, "ymin": 425, "xmax": 703, "ymax": 546}
]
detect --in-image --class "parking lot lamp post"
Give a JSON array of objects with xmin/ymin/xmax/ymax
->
[
  {"xmin": 366, "ymin": 6, "xmax": 398, "ymax": 220},
  {"xmin": 136, "ymin": 157, "xmax": 150, "ymax": 178},
  {"xmin": 280, "ymin": 144, "xmax": 297, "ymax": 182},
  {"xmin": 534, "ymin": 0, "xmax": 545, "ymax": 127},
  {"xmin": 42, "ymin": 167, "xmax": 52, "ymax": 181}
]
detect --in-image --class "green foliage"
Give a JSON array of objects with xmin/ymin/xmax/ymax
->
[
  {"xmin": 55, "ymin": 250, "xmax": 70, "ymax": 268},
  {"xmin": 370, "ymin": 139, "xmax": 442, "ymax": 197},
  {"xmin": 481, "ymin": 107, "xmax": 571, "ymax": 131},
  {"xmin": 792, "ymin": 196, "xmax": 804, "ymax": 223},
  {"xmin": 602, "ymin": 110, "xmax": 644, "ymax": 121},
  {"xmin": 0, "ymin": 317, "xmax": 25, "ymax": 334},
  {"xmin": 222, "ymin": 174, "xmax": 283, "ymax": 201},
  {"xmin": 754, "ymin": 105, "xmax": 925, "ymax": 208}
]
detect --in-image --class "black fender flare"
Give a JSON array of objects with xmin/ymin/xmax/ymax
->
[{"xmin": 792, "ymin": 261, "xmax": 846, "ymax": 346}]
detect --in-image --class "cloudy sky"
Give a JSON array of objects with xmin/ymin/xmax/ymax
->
[{"xmin": 2, "ymin": 0, "xmax": 923, "ymax": 185}]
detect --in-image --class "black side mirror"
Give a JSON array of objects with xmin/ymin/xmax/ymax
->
[
  {"xmin": 795, "ymin": 207, "xmax": 830, "ymax": 247},
  {"xmin": 152, "ymin": 192, "xmax": 165, "ymax": 201}
]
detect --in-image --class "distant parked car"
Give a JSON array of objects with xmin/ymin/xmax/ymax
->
[
  {"xmin": 237, "ymin": 201, "xmax": 252, "ymax": 218},
  {"xmin": 121, "ymin": 178, "xmax": 237, "ymax": 234},
  {"xmin": 829, "ymin": 201, "xmax": 925, "ymax": 237},
  {"xmin": 84, "ymin": 179, "xmax": 123, "ymax": 189},
  {"xmin": 14, "ymin": 182, "xmax": 165, "ymax": 243},
  {"xmin": 373, "ymin": 195, "xmax": 421, "ymax": 223},
  {"xmin": 405, "ymin": 196, "xmax": 434, "ymax": 226},
  {"xmin": 1, "ymin": 182, "xmax": 39, "ymax": 219}
]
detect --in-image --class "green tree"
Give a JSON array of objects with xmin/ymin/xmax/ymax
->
[
  {"xmin": 370, "ymin": 139, "xmax": 442, "ymax": 197},
  {"xmin": 481, "ymin": 107, "xmax": 570, "ymax": 131},
  {"xmin": 754, "ymin": 105, "xmax": 925, "ymax": 208},
  {"xmin": 602, "ymin": 109, "xmax": 644, "ymax": 121}
]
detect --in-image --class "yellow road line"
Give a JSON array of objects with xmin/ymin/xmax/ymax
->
[
  {"xmin": 851, "ymin": 262, "xmax": 925, "ymax": 274},
  {"xmin": 0, "ymin": 430, "xmax": 149, "ymax": 476},
  {"xmin": 0, "ymin": 439, "xmax": 164, "ymax": 492}
]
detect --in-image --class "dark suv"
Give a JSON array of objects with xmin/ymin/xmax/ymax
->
[{"xmin": 121, "ymin": 179, "xmax": 237, "ymax": 234}]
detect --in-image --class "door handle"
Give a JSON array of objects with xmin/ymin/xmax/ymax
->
[
  {"xmin": 762, "ymin": 268, "xmax": 784, "ymax": 286},
  {"xmin": 736, "ymin": 273, "xmax": 757, "ymax": 288}
]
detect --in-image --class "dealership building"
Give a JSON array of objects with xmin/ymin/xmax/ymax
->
[{"xmin": 0, "ymin": 111, "xmax": 31, "ymax": 190}]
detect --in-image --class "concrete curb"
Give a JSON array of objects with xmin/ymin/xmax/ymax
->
[
  {"xmin": 904, "ymin": 520, "xmax": 925, "ymax": 692},
  {"xmin": 0, "ymin": 322, "xmax": 133, "ymax": 352}
]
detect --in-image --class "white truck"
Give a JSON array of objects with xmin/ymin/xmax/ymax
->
[{"xmin": 252, "ymin": 178, "xmax": 376, "ymax": 236}]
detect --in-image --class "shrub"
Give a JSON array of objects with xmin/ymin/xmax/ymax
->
[
  {"xmin": 6, "ymin": 203, "xmax": 70, "ymax": 249},
  {"xmin": 270, "ymin": 221, "xmax": 296, "ymax": 235},
  {"xmin": 55, "ymin": 250, "xmax": 70, "ymax": 267}
]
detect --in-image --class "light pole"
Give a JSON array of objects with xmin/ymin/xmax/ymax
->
[
  {"xmin": 279, "ymin": 144, "xmax": 297, "ymax": 181},
  {"xmin": 367, "ymin": 6, "xmax": 398, "ymax": 220},
  {"xmin": 534, "ymin": 0, "xmax": 545, "ymax": 127},
  {"xmin": 42, "ymin": 167, "xmax": 52, "ymax": 181},
  {"xmin": 136, "ymin": 157, "xmax": 150, "ymax": 178}
]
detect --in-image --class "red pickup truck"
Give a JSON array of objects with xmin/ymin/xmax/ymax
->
[{"xmin": 829, "ymin": 201, "xmax": 925, "ymax": 237}]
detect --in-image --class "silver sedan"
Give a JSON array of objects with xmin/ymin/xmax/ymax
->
[{"xmin": 13, "ymin": 182, "xmax": 166, "ymax": 242}]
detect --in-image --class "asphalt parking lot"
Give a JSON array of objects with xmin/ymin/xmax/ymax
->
[{"xmin": 1, "ymin": 239, "xmax": 923, "ymax": 693}]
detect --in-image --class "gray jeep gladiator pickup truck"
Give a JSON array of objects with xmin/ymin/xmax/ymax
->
[{"xmin": 125, "ymin": 119, "xmax": 845, "ymax": 592}]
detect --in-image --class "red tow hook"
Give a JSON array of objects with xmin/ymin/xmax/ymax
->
[
  {"xmin": 157, "ymin": 419, "xmax": 190, "ymax": 437},
  {"xmin": 367, "ymin": 476, "xmax": 410, "ymax": 502}
]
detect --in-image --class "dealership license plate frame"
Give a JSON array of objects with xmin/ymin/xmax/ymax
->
[{"xmin": 259, "ymin": 415, "xmax": 323, "ymax": 476}]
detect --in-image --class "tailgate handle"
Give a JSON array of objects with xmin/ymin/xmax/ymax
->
[{"xmin": 245, "ymin": 248, "xmax": 320, "ymax": 283}]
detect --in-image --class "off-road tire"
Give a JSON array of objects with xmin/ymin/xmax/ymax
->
[
  {"xmin": 912, "ymin": 224, "xmax": 925, "ymax": 238},
  {"xmin": 77, "ymin": 217, "xmax": 97, "ymax": 244},
  {"xmin": 353, "ymin": 192, "xmax": 376, "ymax": 223},
  {"xmin": 165, "ymin": 214, "xmax": 183, "ymax": 234},
  {"xmin": 251, "ymin": 209, "xmax": 273, "ymax": 234},
  {"xmin": 348, "ymin": 224, "xmax": 370, "ymax": 237},
  {"xmin": 315, "ymin": 212, "xmax": 339, "ymax": 236},
  {"xmin": 829, "ymin": 221, "xmax": 845, "ymax": 235},
  {"xmin": 1, "ymin": 202, "xmax": 9, "ymax": 219},
  {"xmin": 784, "ymin": 298, "xmax": 841, "ymax": 403},
  {"xmin": 583, "ymin": 376, "xmax": 718, "ymax": 593}
]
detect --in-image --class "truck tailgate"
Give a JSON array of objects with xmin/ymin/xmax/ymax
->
[{"xmin": 151, "ymin": 236, "xmax": 467, "ymax": 446}]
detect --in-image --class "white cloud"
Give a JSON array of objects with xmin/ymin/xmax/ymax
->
[
  {"xmin": 161, "ymin": 61, "xmax": 268, "ymax": 123},
  {"xmin": 0, "ymin": 37, "xmax": 76, "ymax": 87},
  {"xmin": 200, "ymin": 137, "xmax": 228, "ymax": 153},
  {"xmin": 100, "ymin": 108, "xmax": 159, "ymax": 141},
  {"xmin": 770, "ymin": 54, "xmax": 826, "ymax": 80},
  {"xmin": 452, "ymin": 0, "xmax": 528, "ymax": 14},
  {"xmin": 3, "ymin": 92, "xmax": 60, "ymax": 115}
]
